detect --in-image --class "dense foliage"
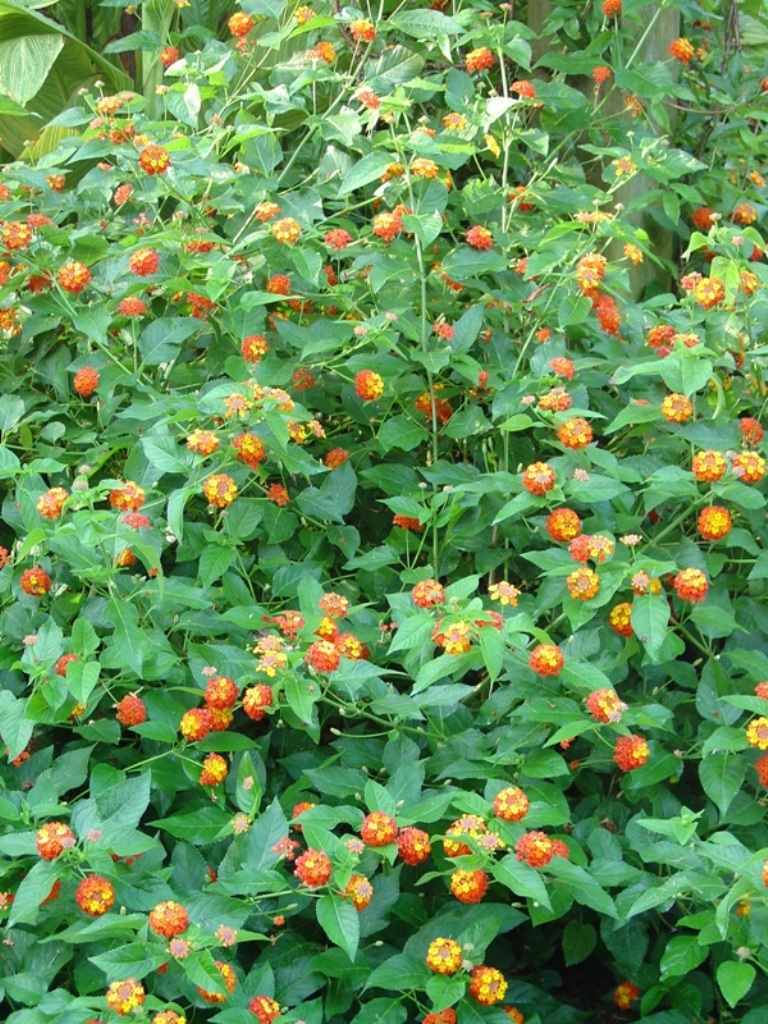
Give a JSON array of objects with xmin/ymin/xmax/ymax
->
[{"xmin": 0, "ymin": 0, "xmax": 767, "ymax": 1022}]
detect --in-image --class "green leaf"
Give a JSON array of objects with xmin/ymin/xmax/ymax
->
[
  {"xmin": 9, "ymin": 860, "xmax": 59, "ymax": 925},
  {"xmin": 0, "ymin": 395, "xmax": 25, "ymax": 432},
  {"xmin": 364, "ymin": 45, "xmax": 425, "ymax": 93},
  {"xmin": 0, "ymin": 1, "xmax": 131, "ymax": 159},
  {"xmin": 717, "ymin": 961, "xmax": 756, "ymax": 1008},
  {"xmin": 493, "ymin": 855, "xmax": 551, "ymax": 909},
  {"xmin": 0, "ymin": 691, "xmax": 33, "ymax": 761},
  {"xmin": 339, "ymin": 152, "xmax": 396, "ymax": 195},
  {"xmin": 296, "ymin": 462, "xmax": 357, "ymax": 523},
  {"xmin": 389, "ymin": 9, "xmax": 462, "ymax": 37},
  {"xmin": 479, "ymin": 626, "xmax": 505, "ymax": 682},
  {"xmin": 351, "ymin": 997, "xmax": 407, "ymax": 1024},
  {"xmin": 180, "ymin": 951, "xmax": 231, "ymax": 997},
  {"xmin": 283, "ymin": 675, "xmax": 319, "ymax": 725},
  {"xmin": 199, "ymin": 545, "xmax": 237, "ymax": 588},
  {"xmin": 316, "ymin": 893, "xmax": 360, "ymax": 961},
  {"xmin": 699, "ymin": 754, "xmax": 745, "ymax": 816},
  {"xmin": 378, "ymin": 415, "xmax": 429, "ymax": 453},
  {"xmin": 149, "ymin": 806, "xmax": 231, "ymax": 843},
  {"xmin": 0, "ymin": 443, "xmax": 21, "ymax": 477},
  {"xmin": 631, "ymin": 595, "xmax": 670, "ymax": 662},
  {"xmin": 441, "ymin": 246, "xmax": 508, "ymax": 280},
  {"xmin": 660, "ymin": 935, "xmax": 708, "ymax": 980},
  {"xmin": 499, "ymin": 414, "xmax": 534, "ymax": 432},
  {"xmin": 0, "ymin": 29, "xmax": 63, "ymax": 104},
  {"xmin": 142, "ymin": 436, "xmax": 195, "ymax": 477},
  {"xmin": 658, "ymin": 353, "xmax": 713, "ymax": 397},
  {"xmin": 89, "ymin": 942, "xmax": 168, "ymax": 980},
  {"xmin": 365, "ymin": 953, "xmax": 426, "ymax": 992},
  {"xmin": 562, "ymin": 919, "xmax": 597, "ymax": 966},
  {"xmin": 65, "ymin": 660, "xmax": 100, "ymax": 703},
  {"xmin": 104, "ymin": 599, "xmax": 144, "ymax": 676},
  {"xmin": 138, "ymin": 317, "xmax": 200, "ymax": 365},
  {"xmin": 547, "ymin": 859, "xmax": 617, "ymax": 917},
  {"xmin": 388, "ymin": 614, "xmax": 434, "ymax": 654}
]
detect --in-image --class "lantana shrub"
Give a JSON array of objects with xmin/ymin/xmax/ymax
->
[{"xmin": 0, "ymin": 0, "xmax": 767, "ymax": 1022}]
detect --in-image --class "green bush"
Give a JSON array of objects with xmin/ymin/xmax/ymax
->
[{"xmin": 0, "ymin": 1, "xmax": 767, "ymax": 1022}]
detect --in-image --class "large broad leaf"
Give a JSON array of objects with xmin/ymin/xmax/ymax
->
[
  {"xmin": 316, "ymin": 893, "xmax": 360, "ymax": 962},
  {"xmin": 0, "ymin": 0, "xmax": 131, "ymax": 158},
  {"xmin": 0, "ymin": 25, "xmax": 62, "ymax": 104}
]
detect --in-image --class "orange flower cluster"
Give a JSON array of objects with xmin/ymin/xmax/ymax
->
[
  {"xmin": 426, "ymin": 937, "xmax": 463, "ymax": 974},
  {"xmin": 57, "ymin": 261, "xmax": 91, "ymax": 294},
  {"xmin": 350, "ymin": 19, "xmax": 376, "ymax": 43},
  {"xmin": 249, "ymin": 995, "xmax": 281, "ymax": 1023},
  {"xmin": 669, "ymin": 37, "xmax": 695, "ymax": 63},
  {"xmin": 609, "ymin": 602, "xmax": 634, "ymax": 636},
  {"xmin": 673, "ymin": 567, "xmax": 708, "ymax": 602},
  {"xmin": 149, "ymin": 900, "xmax": 189, "ymax": 937},
  {"xmin": 586, "ymin": 688, "xmax": 627, "ymax": 723},
  {"xmin": 529, "ymin": 642, "xmax": 565, "ymax": 676},
  {"xmin": 469, "ymin": 965, "xmax": 508, "ymax": 1006},
  {"xmin": 566, "ymin": 567, "xmax": 600, "ymax": 600},
  {"xmin": 493, "ymin": 786, "xmax": 530, "ymax": 822},
  {"xmin": 522, "ymin": 461, "xmax": 557, "ymax": 496},
  {"xmin": 355, "ymin": 369, "xmax": 384, "ymax": 400},
  {"xmin": 466, "ymin": 225, "xmax": 494, "ymax": 250},
  {"xmin": 36, "ymin": 821, "xmax": 75, "ymax": 860},
  {"xmin": 557, "ymin": 416, "xmax": 593, "ymax": 449},
  {"xmin": 697, "ymin": 505, "xmax": 732, "ymax": 541},
  {"xmin": 361, "ymin": 811, "xmax": 398, "ymax": 846},
  {"xmin": 465, "ymin": 48, "xmax": 494, "ymax": 73},
  {"xmin": 139, "ymin": 144, "xmax": 171, "ymax": 175},
  {"xmin": 345, "ymin": 874, "xmax": 374, "ymax": 910},
  {"xmin": 294, "ymin": 848, "xmax": 332, "ymax": 889},
  {"xmin": 661, "ymin": 393, "xmax": 693, "ymax": 423},
  {"xmin": 115, "ymin": 693, "xmax": 147, "ymax": 726},
  {"xmin": 450, "ymin": 867, "xmax": 489, "ymax": 904},
  {"xmin": 397, "ymin": 826, "xmax": 431, "ymax": 865},
  {"xmin": 243, "ymin": 683, "xmax": 274, "ymax": 721},
  {"xmin": 20, "ymin": 565, "xmax": 52, "ymax": 597},
  {"xmin": 75, "ymin": 875, "xmax": 115, "ymax": 916},
  {"xmin": 202, "ymin": 474, "xmax": 238, "ymax": 508},
  {"xmin": 613, "ymin": 734, "xmax": 650, "ymax": 772},
  {"xmin": 106, "ymin": 978, "xmax": 145, "ymax": 1016},
  {"xmin": 128, "ymin": 247, "xmax": 159, "ymax": 276}
]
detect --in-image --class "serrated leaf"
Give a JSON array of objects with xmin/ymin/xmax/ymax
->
[
  {"xmin": 339, "ymin": 152, "xmax": 396, "ymax": 195},
  {"xmin": 149, "ymin": 805, "xmax": 231, "ymax": 843},
  {"xmin": 138, "ymin": 317, "xmax": 199, "ymax": 365},
  {"xmin": 180, "ymin": 951, "xmax": 231, "ymax": 996},
  {"xmin": 365, "ymin": 953, "xmax": 426, "ymax": 992},
  {"xmin": 660, "ymin": 935, "xmax": 708, "ymax": 980},
  {"xmin": 699, "ymin": 753, "xmax": 745, "ymax": 816},
  {"xmin": 479, "ymin": 626, "xmax": 504, "ymax": 682},
  {"xmin": 9, "ymin": 860, "xmax": 59, "ymax": 926},
  {"xmin": 316, "ymin": 893, "xmax": 360, "ymax": 961},
  {"xmin": 283, "ymin": 675, "xmax": 319, "ymax": 725},
  {"xmin": 89, "ymin": 942, "xmax": 168, "ymax": 979},
  {"xmin": 562, "ymin": 919, "xmax": 597, "ymax": 966},
  {"xmin": 142, "ymin": 435, "xmax": 195, "ymax": 476},
  {"xmin": 389, "ymin": 9, "xmax": 462, "ymax": 37},
  {"xmin": 631, "ymin": 595, "xmax": 670, "ymax": 661},
  {"xmin": 65, "ymin": 660, "xmax": 100, "ymax": 703},
  {"xmin": 493, "ymin": 855, "xmax": 551, "ymax": 909},
  {"xmin": 199, "ymin": 546, "xmax": 237, "ymax": 588},
  {"xmin": 717, "ymin": 961, "xmax": 755, "ymax": 1008},
  {"xmin": 104, "ymin": 599, "xmax": 144, "ymax": 676}
]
